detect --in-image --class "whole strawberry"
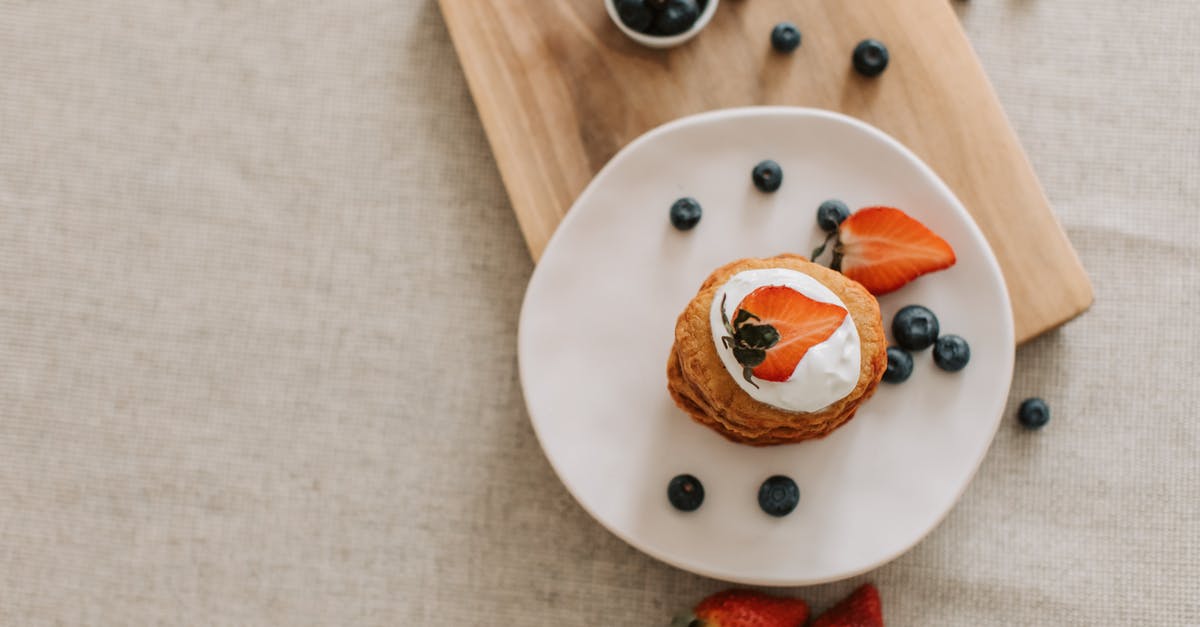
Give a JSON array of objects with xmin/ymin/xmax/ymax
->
[
  {"xmin": 672, "ymin": 589, "xmax": 809, "ymax": 627},
  {"xmin": 811, "ymin": 583, "xmax": 883, "ymax": 627}
]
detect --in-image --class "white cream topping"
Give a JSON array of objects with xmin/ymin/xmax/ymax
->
[{"xmin": 709, "ymin": 268, "xmax": 861, "ymax": 413}]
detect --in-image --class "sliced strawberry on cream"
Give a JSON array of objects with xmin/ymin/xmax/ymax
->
[
  {"xmin": 732, "ymin": 286, "xmax": 847, "ymax": 383},
  {"xmin": 711, "ymin": 269, "xmax": 862, "ymax": 413}
]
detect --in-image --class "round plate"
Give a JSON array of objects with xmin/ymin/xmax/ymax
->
[{"xmin": 518, "ymin": 107, "xmax": 1014, "ymax": 586}]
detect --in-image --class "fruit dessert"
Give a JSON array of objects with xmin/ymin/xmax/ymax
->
[
  {"xmin": 668, "ymin": 254, "xmax": 887, "ymax": 445},
  {"xmin": 667, "ymin": 194, "xmax": 958, "ymax": 446}
]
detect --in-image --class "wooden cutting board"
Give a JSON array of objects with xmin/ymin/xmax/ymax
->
[{"xmin": 439, "ymin": 0, "xmax": 1092, "ymax": 343}]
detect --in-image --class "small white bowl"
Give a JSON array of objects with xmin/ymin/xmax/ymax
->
[{"xmin": 606, "ymin": 0, "xmax": 719, "ymax": 49}]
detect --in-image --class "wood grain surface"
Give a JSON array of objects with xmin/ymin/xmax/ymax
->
[{"xmin": 439, "ymin": 0, "xmax": 1093, "ymax": 343}]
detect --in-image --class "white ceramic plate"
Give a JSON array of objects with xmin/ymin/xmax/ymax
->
[{"xmin": 518, "ymin": 107, "xmax": 1014, "ymax": 586}]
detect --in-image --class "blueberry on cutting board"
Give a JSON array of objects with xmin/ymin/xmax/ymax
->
[
  {"xmin": 852, "ymin": 39, "xmax": 890, "ymax": 77},
  {"xmin": 771, "ymin": 23, "xmax": 801, "ymax": 53}
]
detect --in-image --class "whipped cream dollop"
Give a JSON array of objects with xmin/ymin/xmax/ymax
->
[{"xmin": 709, "ymin": 268, "xmax": 861, "ymax": 413}]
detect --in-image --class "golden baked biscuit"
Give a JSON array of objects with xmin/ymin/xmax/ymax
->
[{"xmin": 667, "ymin": 254, "xmax": 886, "ymax": 445}]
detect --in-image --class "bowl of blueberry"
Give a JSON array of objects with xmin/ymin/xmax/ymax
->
[{"xmin": 608, "ymin": 0, "xmax": 718, "ymax": 49}]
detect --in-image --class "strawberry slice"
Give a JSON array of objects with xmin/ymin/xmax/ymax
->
[
  {"xmin": 734, "ymin": 286, "xmax": 847, "ymax": 383},
  {"xmin": 811, "ymin": 583, "xmax": 883, "ymax": 627},
  {"xmin": 837, "ymin": 206, "xmax": 956, "ymax": 295}
]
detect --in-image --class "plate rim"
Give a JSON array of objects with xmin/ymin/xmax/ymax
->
[{"xmin": 518, "ymin": 106, "xmax": 1015, "ymax": 586}]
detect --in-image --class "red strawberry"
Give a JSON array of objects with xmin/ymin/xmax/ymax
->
[
  {"xmin": 811, "ymin": 584, "xmax": 884, "ymax": 627},
  {"xmin": 836, "ymin": 206, "xmax": 956, "ymax": 295},
  {"xmin": 677, "ymin": 589, "xmax": 810, "ymax": 627},
  {"xmin": 733, "ymin": 286, "xmax": 847, "ymax": 382}
]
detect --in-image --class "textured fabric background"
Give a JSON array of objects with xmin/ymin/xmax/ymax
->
[{"xmin": 1, "ymin": 1, "xmax": 1197, "ymax": 624}]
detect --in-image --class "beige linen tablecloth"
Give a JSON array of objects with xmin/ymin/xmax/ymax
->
[{"xmin": 2, "ymin": 1, "xmax": 1197, "ymax": 624}]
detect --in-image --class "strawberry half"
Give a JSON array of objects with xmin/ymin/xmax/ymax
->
[
  {"xmin": 678, "ymin": 589, "xmax": 810, "ymax": 627},
  {"xmin": 734, "ymin": 286, "xmax": 847, "ymax": 383},
  {"xmin": 836, "ymin": 206, "xmax": 956, "ymax": 295},
  {"xmin": 811, "ymin": 583, "xmax": 884, "ymax": 627}
]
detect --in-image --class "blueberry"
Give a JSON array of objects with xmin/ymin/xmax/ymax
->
[
  {"xmin": 667, "ymin": 474, "xmax": 704, "ymax": 511},
  {"xmin": 652, "ymin": 0, "xmax": 700, "ymax": 36},
  {"xmin": 1018, "ymin": 398, "xmax": 1050, "ymax": 430},
  {"xmin": 852, "ymin": 39, "xmax": 890, "ymax": 77},
  {"xmin": 751, "ymin": 160, "xmax": 783, "ymax": 193},
  {"xmin": 892, "ymin": 305, "xmax": 940, "ymax": 351},
  {"xmin": 757, "ymin": 475, "xmax": 799, "ymax": 517},
  {"xmin": 882, "ymin": 346, "xmax": 913, "ymax": 384},
  {"xmin": 669, "ymin": 197, "xmax": 702, "ymax": 230},
  {"xmin": 932, "ymin": 334, "xmax": 970, "ymax": 372},
  {"xmin": 770, "ymin": 22, "xmax": 802, "ymax": 53},
  {"xmin": 615, "ymin": 0, "xmax": 654, "ymax": 33},
  {"xmin": 816, "ymin": 199, "xmax": 851, "ymax": 233}
]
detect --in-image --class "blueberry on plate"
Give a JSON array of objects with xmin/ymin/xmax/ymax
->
[
  {"xmin": 667, "ymin": 474, "xmax": 705, "ymax": 511},
  {"xmin": 669, "ymin": 197, "xmax": 702, "ymax": 230},
  {"xmin": 652, "ymin": 0, "xmax": 700, "ymax": 36},
  {"xmin": 882, "ymin": 346, "xmax": 913, "ymax": 384},
  {"xmin": 1018, "ymin": 398, "xmax": 1050, "ymax": 430},
  {"xmin": 932, "ymin": 334, "xmax": 970, "ymax": 372},
  {"xmin": 771, "ymin": 22, "xmax": 802, "ymax": 53},
  {"xmin": 892, "ymin": 305, "xmax": 940, "ymax": 351},
  {"xmin": 816, "ymin": 199, "xmax": 851, "ymax": 233},
  {"xmin": 752, "ymin": 160, "xmax": 783, "ymax": 193},
  {"xmin": 758, "ymin": 475, "xmax": 800, "ymax": 517},
  {"xmin": 615, "ymin": 0, "xmax": 653, "ymax": 33},
  {"xmin": 852, "ymin": 39, "xmax": 890, "ymax": 77}
]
